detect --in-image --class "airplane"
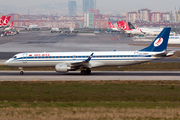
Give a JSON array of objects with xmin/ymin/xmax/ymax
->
[
  {"xmin": 127, "ymin": 22, "xmax": 175, "ymax": 36},
  {"xmin": 50, "ymin": 25, "xmax": 61, "ymax": 33},
  {"xmin": 63, "ymin": 27, "xmax": 79, "ymax": 34},
  {"xmin": 17, "ymin": 24, "xmax": 49, "ymax": 31},
  {"xmin": 167, "ymin": 36, "xmax": 180, "ymax": 44},
  {"xmin": 4, "ymin": 27, "xmax": 173, "ymax": 75},
  {"xmin": 4, "ymin": 22, "xmax": 14, "ymax": 31},
  {"xmin": 1, "ymin": 22, "xmax": 19, "ymax": 36},
  {"xmin": 118, "ymin": 20, "xmax": 144, "ymax": 36},
  {"xmin": 108, "ymin": 21, "xmax": 121, "ymax": 32},
  {"xmin": 27, "ymin": 24, "xmax": 49, "ymax": 31}
]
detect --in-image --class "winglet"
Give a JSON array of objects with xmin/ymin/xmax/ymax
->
[{"xmin": 85, "ymin": 53, "xmax": 94, "ymax": 62}]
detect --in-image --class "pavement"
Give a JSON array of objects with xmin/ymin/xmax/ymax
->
[{"xmin": 0, "ymin": 71, "xmax": 180, "ymax": 81}]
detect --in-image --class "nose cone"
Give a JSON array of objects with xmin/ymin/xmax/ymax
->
[{"xmin": 4, "ymin": 60, "xmax": 9, "ymax": 66}]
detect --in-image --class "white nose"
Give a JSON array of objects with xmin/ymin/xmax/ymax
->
[{"xmin": 4, "ymin": 61, "xmax": 9, "ymax": 66}]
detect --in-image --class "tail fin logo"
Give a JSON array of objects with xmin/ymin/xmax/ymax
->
[
  {"xmin": 3, "ymin": 19, "xmax": 8, "ymax": 25},
  {"xmin": 154, "ymin": 38, "xmax": 163, "ymax": 47}
]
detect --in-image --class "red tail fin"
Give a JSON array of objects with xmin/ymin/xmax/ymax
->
[
  {"xmin": 120, "ymin": 20, "xmax": 131, "ymax": 30},
  {"xmin": 108, "ymin": 22, "xmax": 115, "ymax": 28},
  {"xmin": 0, "ymin": 16, "xmax": 6, "ymax": 26},
  {"xmin": 117, "ymin": 21, "xmax": 122, "ymax": 28},
  {"xmin": 9, "ymin": 22, "xmax": 14, "ymax": 28},
  {"xmin": 3, "ymin": 16, "xmax": 11, "ymax": 26}
]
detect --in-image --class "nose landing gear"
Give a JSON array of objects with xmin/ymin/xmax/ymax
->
[{"xmin": 19, "ymin": 67, "xmax": 24, "ymax": 75}]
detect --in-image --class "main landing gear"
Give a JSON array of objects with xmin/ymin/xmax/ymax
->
[
  {"xmin": 19, "ymin": 67, "xmax": 24, "ymax": 75},
  {"xmin": 81, "ymin": 69, "xmax": 91, "ymax": 75}
]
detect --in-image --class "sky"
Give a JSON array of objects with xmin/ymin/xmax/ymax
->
[{"xmin": 1, "ymin": 0, "xmax": 180, "ymax": 12}]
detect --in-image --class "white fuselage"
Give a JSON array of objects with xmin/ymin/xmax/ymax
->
[
  {"xmin": 51, "ymin": 28, "xmax": 60, "ymax": 32},
  {"xmin": 124, "ymin": 29, "xmax": 143, "ymax": 35},
  {"xmin": 29, "ymin": 25, "xmax": 38, "ymax": 29},
  {"xmin": 4, "ymin": 51, "xmax": 163, "ymax": 69},
  {"xmin": 140, "ymin": 28, "xmax": 163, "ymax": 35},
  {"xmin": 168, "ymin": 36, "xmax": 180, "ymax": 44}
]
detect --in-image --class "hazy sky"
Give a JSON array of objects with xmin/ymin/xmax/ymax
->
[{"xmin": 1, "ymin": 0, "xmax": 180, "ymax": 12}]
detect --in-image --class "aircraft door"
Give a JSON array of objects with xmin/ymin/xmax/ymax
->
[
  {"xmin": 73, "ymin": 55, "xmax": 76, "ymax": 60},
  {"xmin": 134, "ymin": 51, "xmax": 139, "ymax": 61},
  {"xmin": 22, "ymin": 53, "xmax": 27, "ymax": 63}
]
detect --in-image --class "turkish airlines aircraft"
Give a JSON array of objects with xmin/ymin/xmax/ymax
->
[
  {"xmin": 117, "ymin": 20, "xmax": 143, "ymax": 36},
  {"xmin": 108, "ymin": 22, "xmax": 121, "ymax": 32},
  {"xmin": 4, "ymin": 28, "xmax": 172, "ymax": 75},
  {"xmin": 4, "ymin": 22, "xmax": 14, "ymax": 31}
]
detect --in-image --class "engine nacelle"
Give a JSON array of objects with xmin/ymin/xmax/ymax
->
[{"xmin": 55, "ymin": 64, "xmax": 70, "ymax": 72}]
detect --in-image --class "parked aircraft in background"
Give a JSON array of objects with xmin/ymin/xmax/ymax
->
[
  {"xmin": 4, "ymin": 28, "xmax": 173, "ymax": 75},
  {"xmin": 50, "ymin": 25, "xmax": 61, "ymax": 33},
  {"xmin": 4, "ymin": 22, "xmax": 14, "ymax": 31},
  {"xmin": 63, "ymin": 27, "xmax": 79, "ymax": 33},
  {"xmin": 108, "ymin": 21, "xmax": 121, "ymax": 32},
  {"xmin": 127, "ymin": 22, "xmax": 175, "ymax": 36},
  {"xmin": 168, "ymin": 36, "xmax": 180, "ymax": 44},
  {"xmin": 117, "ymin": 20, "xmax": 143, "ymax": 36},
  {"xmin": 50, "ymin": 28, "xmax": 61, "ymax": 33},
  {"xmin": 17, "ymin": 24, "xmax": 49, "ymax": 31},
  {"xmin": 1, "ymin": 22, "xmax": 19, "ymax": 37}
]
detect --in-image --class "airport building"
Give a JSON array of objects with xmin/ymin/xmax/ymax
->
[
  {"xmin": 162, "ymin": 12, "xmax": 173, "ymax": 22},
  {"xmin": 150, "ymin": 12, "xmax": 163, "ymax": 22},
  {"xmin": 84, "ymin": 12, "xmax": 94, "ymax": 28},
  {"xmin": 126, "ymin": 11, "xmax": 138, "ymax": 23},
  {"xmin": 94, "ymin": 14, "xmax": 108, "ymax": 28},
  {"xmin": 175, "ymin": 10, "xmax": 180, "ymax": 22},
  {"xmin": 68, "ymin": 1, "xmax": 77, "ymax": 16},
  {"xmin": 83, "ymin": 0, "xmax": 96, "ymax": 14},
  {"xmin": 138, "ymin": 9, "xmax": 151, "ymax": 22}
]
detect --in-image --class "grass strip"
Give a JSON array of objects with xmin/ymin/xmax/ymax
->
[
  {"xmin": 1, "ymin": 62, "xmax": 180, "ymax": 71},
  {"xmin": 0, "ymin": 81, "xmax": 180, "ymax": 102}
]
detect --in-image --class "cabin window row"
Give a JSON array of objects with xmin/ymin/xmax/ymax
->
[{"xmin": 32, "ymin": 55, "xmax": 137, "ymax": 59}]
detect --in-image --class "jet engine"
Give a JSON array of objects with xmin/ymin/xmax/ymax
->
[{"xmin": 55, "ymin": 64, "xmax": 71, "ymax": 72}]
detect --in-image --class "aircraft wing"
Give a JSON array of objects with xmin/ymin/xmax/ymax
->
[{"xmin": 69, "ymin": 53, "xmax": 94, "ymax": 68}]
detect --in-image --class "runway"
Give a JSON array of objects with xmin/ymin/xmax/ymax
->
[{"xmin": 0, "ymin": 71, "xmax": 180, "ymax": 81}]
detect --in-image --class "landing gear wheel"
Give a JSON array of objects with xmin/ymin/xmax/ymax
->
[
  {"xmin": 81, "ymin": 70, "xmax": 86, "ymax": 75},
  {"xmin": 86, "ymin": 69, "xmax": 91, "ymax": 75},
  {"xmin": 20, "ymin": 71, "xmax": 24, "ymax": 75}
]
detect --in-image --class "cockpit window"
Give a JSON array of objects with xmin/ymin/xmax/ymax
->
[{"xmin": 13, "ymin": 56, "xmax": 17, "ymax": 59}]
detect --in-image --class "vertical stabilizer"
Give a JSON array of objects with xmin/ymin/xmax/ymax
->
[
  {"xmin": 140, "ymin": 27, "xmax": 171, "ymax": 52},
  {"xmin": 108, "ymin": 22, "xmax": 115, "ymax": 28}
]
